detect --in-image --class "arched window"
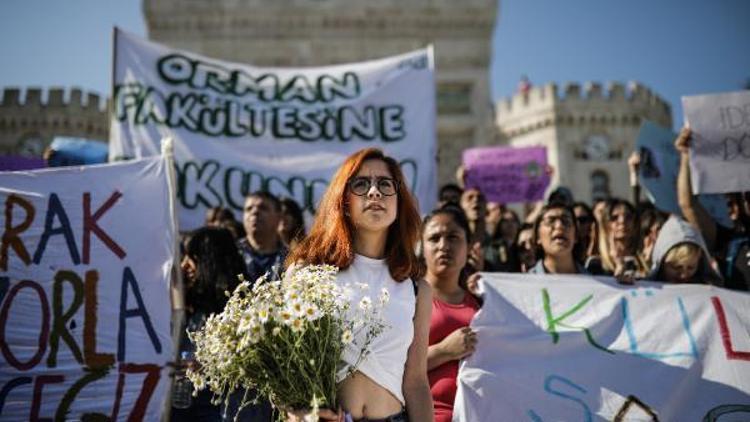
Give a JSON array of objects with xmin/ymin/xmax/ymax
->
[{"xmin": 591, "ymin": 169, "xmax": 610, "ymax": 201}]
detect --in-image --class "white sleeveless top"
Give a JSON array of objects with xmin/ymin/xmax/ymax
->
[{"xmin": 336, "ymin": 254, "xmax": 416, "ymax": 405}]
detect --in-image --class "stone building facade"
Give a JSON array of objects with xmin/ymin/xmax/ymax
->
[
  {"xmin": 1, "ymin": 2, "xmax": 676, "ymax": 206},
  {"xmin": 495, "ymin": 81, "xmax": 672, "ymax": 204},
  {"xmin": 143, "ymin": 0, "xmax": 498, "ymax": 185},
  {"xmin": 0, "ymin": 87, "xmax": 108, "ymax": 156}
]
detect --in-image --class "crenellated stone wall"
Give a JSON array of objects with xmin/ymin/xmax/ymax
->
[
  {"xmin": 0, "ymin": 87, "xmax": 109, "ymax": 156},
  {"xmin": 143, "ymin": 0, "xmax": 499, "ymax": 186},
  {"xmin": 495, "ymin": 81, "xmax": 673, "ymax": 203},
  {"xmin": 3, "ymin": 4, "xmax": 677, "ymax": 209}
]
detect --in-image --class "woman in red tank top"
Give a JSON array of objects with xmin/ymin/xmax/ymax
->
[{"xmin": 421, "ymin": 205, "xmax": 481, "ymax": 422}]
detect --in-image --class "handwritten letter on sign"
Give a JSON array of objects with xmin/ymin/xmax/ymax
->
[
  {"xmin": 111, "ymin": 29, "xmax": 437, "ymax": 229},
  {"xmin": 0, "ymin": 158, "xmax": 175, "ymax": 420},
  {"xmin": 462, "ymin": 146, "xmax": 550, "ymax": 204},
  {"xmin": 682, "ymin": 90, "xmax": 750, "ymax": 194},
  {"xmin": 454, "ymin": 273, "xmax": 750, "ymax": 421},
  {"xmin": 635, "ymin": 121, "xmax": 731, "ymax": 228}
]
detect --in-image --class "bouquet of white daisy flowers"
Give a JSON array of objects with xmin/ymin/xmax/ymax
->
[{"xmin": 186, "ymin": 264, "xmax": 389, "ymax": 418}]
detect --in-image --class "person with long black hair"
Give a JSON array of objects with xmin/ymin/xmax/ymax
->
[{"xmin": 173, "ymin": 227, "xmax": 249, "ymax": 421}]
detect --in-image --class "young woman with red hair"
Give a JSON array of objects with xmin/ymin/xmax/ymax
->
[{"xmin": 286, "ymin": 148, "xmax": 434, "ymax": 422}]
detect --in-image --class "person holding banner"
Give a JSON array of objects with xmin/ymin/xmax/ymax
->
[
  {"xmin": 675, "ymin": 127, "xmax": 750, "ymax": 291},
  {"xmin": 285, "ymin": 148, "xmax": 433, "ymax": 422},
  {"xmin": 647, "ymin": 215, "xmax": 723, "ymax": 285},
  {"xmin": 529, "ymin": 203, "xmax": 588, "ymax": 275},
  {"xmin": 420, "ymin": 205, "xmax": 481, "ymax": 422},
  {"xmin": 596, "ymin": 199, "xmax": 648, "ymax": 282}
]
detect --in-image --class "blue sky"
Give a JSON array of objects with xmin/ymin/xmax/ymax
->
[{"xmin": 1, "ymin": 0, "xmax": 749, "ymax": 129}]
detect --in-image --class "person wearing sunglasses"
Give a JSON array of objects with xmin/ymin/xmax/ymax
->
[
  {"xmin": 529, "ymin": 203, "xmax": 587, "ymax": 275},
  {"xmin": 286, "ymin": 148, "xmax": 433, "ymax": 422},
  {"xmin": 596, "ymin": 199, "xmax": 648, "ymax": 283}
]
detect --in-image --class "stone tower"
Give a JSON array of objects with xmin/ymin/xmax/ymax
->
[
  {"xmin": 495, "ymin": 81, "xmax": 672, "ymax": 204},
  {"xmin": 0, "ymin": 88, "xmax": 108, "ymax": 156},
  {"xmin": 143, "ymin": 0, "xmax": 498, "ymax": 185}
]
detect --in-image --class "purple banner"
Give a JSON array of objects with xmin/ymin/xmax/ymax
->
[
  {"xmin": 0, "ymin": 156, "xmax": 46, "ymax": 171},
  {"xmin": 462, "ymin": 146, "xmax": 550, "ymax": 203}
]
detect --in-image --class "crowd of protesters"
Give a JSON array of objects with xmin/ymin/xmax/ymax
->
[{"xmin": 171, "ymin": 128, "xmax": 749, "ymax": 421}]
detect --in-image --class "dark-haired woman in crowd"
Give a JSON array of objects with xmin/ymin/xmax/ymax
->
[
  {"xmin": 484, "ymin": 207, "xmax": 522, "ymax": 272},
  {"xmin": 421, "ymin": 205, "xmax": 481, "ymax": 422},
  {"xmin": 218, "ymin": 218, "xmax": 246, "ymax": 242},
  {"xmin": 278, "ymin": 197, "xmax": 306, "ymax": 249},
  {"xmin": 572, "ymin": 202, "xmax": 597, "ymax": 263},
  {"xmin": 638, "ymin": 206, "xmax": 667, "ymax": 270},
  {"xmin": 513, "ymin": 223, "xmax": 536, "ymax": 273},
  {"xmin": 529, "ymin": 203, "xmax": 587, "ymax": 274},
  {"xmin": 172, "ymin": 227, "xmax": 248, "ymax": 422}
]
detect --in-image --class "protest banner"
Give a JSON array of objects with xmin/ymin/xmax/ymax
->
[
  {"xmin": 0, "ymin": 156, "xmax": 46, "ymax": 171},
  {"xmin": 454, "ymin": 273, "xmax": 750, "ymax": 421},
  {"xmin": 462, "ymin": 146, "xmax": 550, "ymax": 204},
  {"xmin": 0, "ymin": 156, "xmax": 176, "ymax": 420},
  {"xmin": 683, "ymin": 90, "xmax": 750, "ymax": 195},
  {"xmin": 110, "ymin": 28, "xmax": 437, "ymax": 229},
  {"xmin": 635, "ymin": 121, "xmax": 731, "ymax": 227}
]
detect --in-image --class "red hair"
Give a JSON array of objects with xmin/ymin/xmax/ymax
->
[{"xmin": 286, "ymin": 148, "xmax": 423, "ymax": 281}]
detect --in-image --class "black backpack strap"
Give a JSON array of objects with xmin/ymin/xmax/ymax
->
[{"xmin": 412, "ymin": 279, "xmax": 419, "ymax": 296}]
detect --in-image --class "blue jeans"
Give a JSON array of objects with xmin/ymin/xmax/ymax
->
[
  {"xmin": 171, "ymin": 390, "xmax": 221, "ymax": 422},
  {"xmin": 221, "ymin": 388, "xmax": 272, "ymax": 422},
  {"xmin": 352, "ymin": 409, "xmax": 408, "ymax": 422}
]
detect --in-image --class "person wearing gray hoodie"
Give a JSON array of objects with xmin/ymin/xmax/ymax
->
[{"xmin": 648, "ymin": 215, "xmax": 723, "ymax": 286}]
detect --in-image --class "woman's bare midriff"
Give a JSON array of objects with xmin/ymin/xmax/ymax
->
[{"xmin": 338, "ymin": 371, "xmax": 403, "ymax": 419}]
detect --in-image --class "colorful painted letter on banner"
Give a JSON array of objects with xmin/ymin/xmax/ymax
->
[
  {"xmin": 682, "ymin": 90, "xmax": 750, "ymax": 194},
  {"xmin": 462, "ymin": 146, "xmax": 550, "ymax": 203},
  {"xmin": 454, "ymin": 273, "xmax": 750, "ymax": 421},
  {"xmin": 0, "ymin": 157, "xmax": 175, "ymax": 420},
  {"xmin": 111, "ymin": 29, "xmax": 437, "ymax": 229},
  {"xmin": 635, "ymin": 121, "xmax": 731, "ymax": 227}
]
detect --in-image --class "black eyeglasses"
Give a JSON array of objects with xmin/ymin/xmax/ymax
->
[{"xmin": 348, "ymin": 176, "xmax": 398, "ymax": 196}]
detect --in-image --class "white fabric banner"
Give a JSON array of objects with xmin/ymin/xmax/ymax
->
[
  {"xmin": 454, "ymin": 273, "xmax": 750, "ymax": 422},
  {"xmin": 682, "ymin": 90, "xmax": 750, "ymax": 195},
  {"xmin": 111, "ymin": 29, "xmax": 437, "ymax": 229},
  {"xmin": 0, "ymin": 157, "xmax": 176, "ymax": 420}
]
